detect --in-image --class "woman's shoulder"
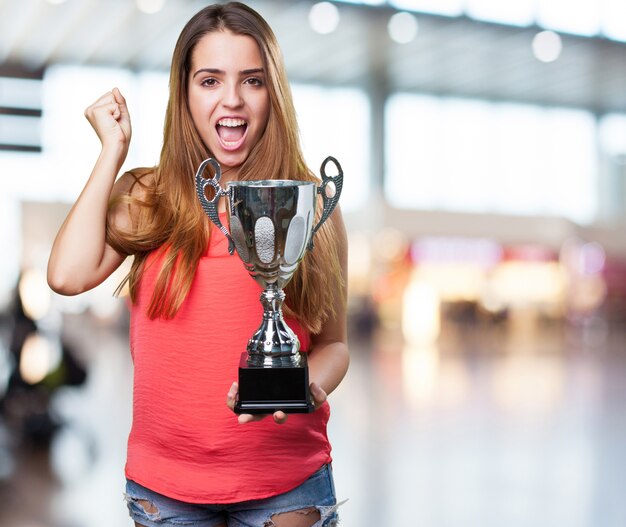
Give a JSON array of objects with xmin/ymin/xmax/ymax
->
[
  {"xmin": 108, "ymin": 167, "xmax": 157, "ymax": 235},
  {"xmin": 112, "ymin": 166, "xmax": 156, "ymax": 200}
]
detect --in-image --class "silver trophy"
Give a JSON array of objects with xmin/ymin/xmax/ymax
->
[{"xmin": 195, "ymin": 156, "xmax": 343, "ymax": 413}]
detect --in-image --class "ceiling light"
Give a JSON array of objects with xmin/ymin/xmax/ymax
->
[
  {"xmin": 19, "ymin": 269, "xmax": 51, "ymax": 321},
  {"xmin": 388, "ymin": 12, "xmax": 418, "ymax": 44},
  {"xmin": 334, "ymin": 0, "xmax": 385, "ymax": 4},
  {"xmin": 390, "ymin": 0, "xmax": 463, "ymax": 17},
  {"xmin": 46, "ymin": 0, "xmax": 67, "ymax": 4},
  {"xmin": 136, "ymin": 0, "xmax": 166, "ymax": 15},
  {"xmin": 532, "ymin": 30, "xmax": 562, "ymax": 63},
  {"xmin": 309, "ymin": 2, "xmax": 340, "ymax": 35}
]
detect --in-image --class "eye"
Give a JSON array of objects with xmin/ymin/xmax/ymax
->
[
  {"xmin": 244, "ymin": 77, "xmax": 264, "ymax": 87},
  {"xmin": 200, "ymin": 78, "xmax": 218, "ymax": 87}
]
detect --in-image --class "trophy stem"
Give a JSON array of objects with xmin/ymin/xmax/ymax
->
[{"xmin": 247, "ymin": 284, "xmax": 302, "ymax": 368}]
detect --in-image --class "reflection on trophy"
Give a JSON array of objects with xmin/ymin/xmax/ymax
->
[{"xmin": 195, "ymin": 157, "xmax": 343, "ymax": 414}]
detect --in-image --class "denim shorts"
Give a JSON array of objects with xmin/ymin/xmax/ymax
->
[{"xmin": 124, "ymin": 464, "xmax": 339, "ymax": 527}]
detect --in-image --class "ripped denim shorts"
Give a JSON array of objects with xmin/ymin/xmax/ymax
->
[{"xmin": 124, "ymin": 464, "xmax": 340, "ymax": 527}]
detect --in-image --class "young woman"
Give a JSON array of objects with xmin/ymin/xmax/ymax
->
[{"xmin": 47, "ymin": 3, "xmax": 348, "ymax": 527}]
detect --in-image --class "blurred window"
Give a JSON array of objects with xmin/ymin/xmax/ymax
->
[
  {"xmin": 0, "ymin": 115, "xmax": 40, "ymax": 149},
  {"xmin": 536, "ymin": 0, "xmax": 601, "ymax": 36},
  {"xmin": 599, "ymin": 114, "xmax": 626, "ymax": 157},
  {"xmin": 465, "ymin": 0, "xmax": 535, "ymax": 27},
  {"xmin": 334, "ymin": 0, "xmax": 386, "ymax": 4},
  {"xmin": 601, "ymin": 0, "xmax": 626, "ymax": 41},
  {"xmin": 383, "ymin": 0, "xmax": 626, "ymax": 42},
  {"xmin": 292, "ymin": 84, "xmax": 370, "ymax": 213},
  {"xmin": 0, "ymin": 77, "xmax": 42, "ymax": 109},
  {"xmin": 385, "ymin": 93, "xmax": 598, "ymax": 224},
  {"xmin": 390, "ymin": 0, "xmax": 464, "ymax": 17},
  {"xmin": 0, "ymin": 75, "xmax": 43, "ymax": 153}
]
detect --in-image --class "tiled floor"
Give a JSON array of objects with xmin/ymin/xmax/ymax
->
[{"xmin": 1, "ymin": 311, "xmax": 626, "ymax": 527}]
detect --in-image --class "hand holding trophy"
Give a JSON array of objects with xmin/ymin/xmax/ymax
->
[{"xmin": 195, "ymin": 157, "xmax": 343, "ymax": 414}]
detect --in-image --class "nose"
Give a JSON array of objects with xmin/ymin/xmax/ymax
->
[{"xmin": 222, "ymin": 82, "xmax": 244, "ymax": 108}]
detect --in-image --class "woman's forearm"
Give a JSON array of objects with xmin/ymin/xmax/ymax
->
[{"xmin": 307, "ymin": 340, "xmax": 350, "ymax": 398}]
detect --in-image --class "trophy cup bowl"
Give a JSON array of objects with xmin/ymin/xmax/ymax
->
[{"xmin": 195, "ymin": 157, "xmax": 343, "ymax": 414}]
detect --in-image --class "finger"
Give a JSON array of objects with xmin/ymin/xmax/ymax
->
[
  {"xmin": 309, "ymin": 382, "xmax": 328, "ymax": 408},
  {"xmin": 238, "ymin": 413, "xmax": 264, "ymax": 424},
  {"xmin": 112, "ymin": 87, "xmax": 125, "ymax": 104},
  {"xmin": 86, "ymin": 102, "xmax": 120, "ymax": 120},
  {"xmin": 226, "ymin": 382, "xmax": 238, "ymax": 411},
  {"xmin": 112, "ymin": 87, "xmax": 130, "ymax": 117},
  {"xmin": 84, "ymin": 91, "xmax": 117, "ymax": 117},
  {"xmin": 91, "ymin": 91, "xmax": 115, "ymax": 108},
  {"xmin": 237, "ymin": 411, "xmax": 288, "ymax": 424},
  {"xmin": 273, "ymin": 411, "xmax": 288, "ymax": 424}
]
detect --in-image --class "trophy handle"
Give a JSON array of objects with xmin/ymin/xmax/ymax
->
[
  {"xmin": 308, "ymin": 156, "xmax": 343, "ymax": 250},
  {"xmin": 195, "ymin": 158, "xmax": 236, "ymax": 255}
]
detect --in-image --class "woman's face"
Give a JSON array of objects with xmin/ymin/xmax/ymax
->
[{"xmin": 187, "ymin": 30, "xmax": 270, "ymax": 177}]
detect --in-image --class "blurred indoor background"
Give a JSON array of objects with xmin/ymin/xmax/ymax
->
[{"xmin": 1, "ymin": 0, "xmax": 626, "ymax": 526}]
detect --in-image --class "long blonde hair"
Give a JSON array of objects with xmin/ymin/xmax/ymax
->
[{"xmin": 107, "ymin": 2, "xmax": 343, "ymax": 334}]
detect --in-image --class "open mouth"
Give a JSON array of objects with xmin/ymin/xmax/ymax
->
[{"xmin": 216, "ymin": 118, "xmax": 248, "ymax": 148}]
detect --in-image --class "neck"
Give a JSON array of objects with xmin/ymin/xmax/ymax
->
[{"xmin": 219, "ymin": 165, "xmax": 239, "ymax": 184}]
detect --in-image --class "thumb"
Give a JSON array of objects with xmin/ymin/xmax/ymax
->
[
  {"xmin": 226, "ymin": 381, "xmax": 238, "ymax": 411},
  {"xmin": 112, "ymin": 87, "xmax": 129, "ymax": 115},
  {"xmin": 310, "ymin": 382, "xmax": 327, "ymax": 408}
]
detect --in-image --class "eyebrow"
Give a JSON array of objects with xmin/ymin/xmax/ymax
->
[{"xmin": 192, "ymin": 67, "xmax": 265, "ymax": 79}]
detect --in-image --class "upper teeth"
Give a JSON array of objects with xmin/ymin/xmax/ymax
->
[{"xmin": 219, "ymin": 118, "xmax": 246, "ymax": 127}]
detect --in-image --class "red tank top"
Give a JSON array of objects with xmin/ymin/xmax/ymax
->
[{"xmin": 125, "ymin": 219, "xmax": 332, "ymax": 504}]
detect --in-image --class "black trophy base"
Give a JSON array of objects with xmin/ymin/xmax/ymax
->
[{"xmin": 234, "ymin": 352, "xmax": 315, "ymax": 414}]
